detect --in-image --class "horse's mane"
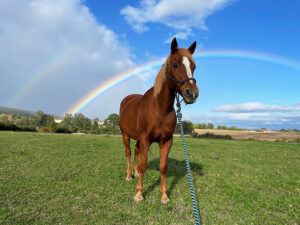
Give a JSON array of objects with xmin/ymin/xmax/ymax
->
[{"xmin": 153, "ymin": 59, "xmax": 168, "ymax": 98}]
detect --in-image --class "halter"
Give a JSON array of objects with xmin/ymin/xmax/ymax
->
[{"xmin": 165, "ymin": 63, "xmax": 197, "ymax": 85}]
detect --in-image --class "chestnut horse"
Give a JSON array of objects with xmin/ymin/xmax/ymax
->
[{"xmin": 119, "ymin": 38, "xmax": 199, "ymax": 204}]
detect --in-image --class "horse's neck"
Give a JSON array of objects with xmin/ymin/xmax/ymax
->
[{"xmin": 155, "ymin": 80, "xmax": 175, "ymax": 114}]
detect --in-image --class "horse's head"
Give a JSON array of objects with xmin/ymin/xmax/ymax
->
[{"xmin": 167, "ymin": 38, "xmax": 199, "ymax": 104}]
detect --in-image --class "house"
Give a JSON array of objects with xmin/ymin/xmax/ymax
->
[{"xmin": 54, "ymin": 119, "xmax": 63, "ymax": 124}]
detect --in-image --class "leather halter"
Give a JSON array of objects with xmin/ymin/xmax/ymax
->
[{"xmin": 165, "ymin": 63, "xmax": 196, "ymax": 85}]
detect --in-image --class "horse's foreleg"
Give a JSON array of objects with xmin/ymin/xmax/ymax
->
[
  {"xmin": 122, "ymin": 134, "xmax": 132, "ymax": 181},
  {"xmin": 134, "ymin": 138, "xmax": 149, "ymax": 203},
  {"xmin": 134, "ymin": 141, "xmax": 140, "ymax": 178},
  {"xmin": 159, "ymin": 137, "xmax": 173, "ymax": 205}
]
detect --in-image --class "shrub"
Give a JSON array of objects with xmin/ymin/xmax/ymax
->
[
  {"xmin": 192, "ymin": 132, "xmax": 233, "ymax": 140},
  {"xmin": 0, "ymin": 122, "xmax": 36, "ymax": 132},
  {"xmin": 39, "ymin": 126, "xmax": 52, "ymax": 133},
  {"xmin": 281, "ymin": 138, "xmax": 287, "ymax": 143},
  {"xmin": 56, "ymin": 128, "xmax": 72, "ymax": 133}
]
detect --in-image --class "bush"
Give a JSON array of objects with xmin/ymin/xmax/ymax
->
[
  {"xmin": 192, "ymin": 132, "xmax": 233, "ymax": 140},
  {"xmin": 39, "ymin": 126, "xmax": 53, "ymax": 133},
  {"xmin": 281, "ymin": 138, "xmax": 287, "ymax": 143},
  {"xmin": 98, "ymin": 127, "xmax": 121, "ymax": 135},
  {"xmin": 56, "ymin": 128, "xmax": 72, "ymax": 133},
  {"xmin": 0, "ymin": 122, "xmax": 36, "ymax": 132}
]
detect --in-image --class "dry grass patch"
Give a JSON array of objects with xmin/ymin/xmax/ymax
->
[{"xmin": 194, "ymin": 129, "xmax": 300, "ymax": 142}]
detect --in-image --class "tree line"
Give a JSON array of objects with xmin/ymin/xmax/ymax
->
[
  {"xmin": 0, "ymin": 110, "xmax": 247, "ymax": 135},
  {"xmin": 194, "ymin": 123, "xmax": 243, "ymax": 131},
  {"xmin": 0, "ymin": 111, "xmax": 120, "ymax": 134}
]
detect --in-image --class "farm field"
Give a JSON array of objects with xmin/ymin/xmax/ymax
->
[
  {"xmin": 0, "ymin": 131, "xmax": 299, "ymax": 224},
  {"xmin": 194, "ymin": 129, "xmax": 300, "ymax": 142}
]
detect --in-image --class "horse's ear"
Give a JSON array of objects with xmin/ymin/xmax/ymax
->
[
  {"xmin": 171, "ymin": 37, "xmax": 178, "ymax": 54},
  {"xmin": 188, "ymin": 41, "xmax": 196, "ymax": 54}
]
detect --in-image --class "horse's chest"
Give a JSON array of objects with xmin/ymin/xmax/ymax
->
[{"xmin": 151, "ymin": 115, "xmax": 176, "ymax": 140}]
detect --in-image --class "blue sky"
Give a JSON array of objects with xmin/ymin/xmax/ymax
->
[{"xmin": 1, "ymin": 0, "xmax": 300, "ymax": 129}]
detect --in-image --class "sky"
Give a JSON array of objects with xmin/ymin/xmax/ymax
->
[{"xmin": 1, "ymin": 0, "xmax": 300, "ymax": 129}]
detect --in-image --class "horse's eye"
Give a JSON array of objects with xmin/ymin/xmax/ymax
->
[{"xmin": 173, "ymin": 63, "xmax": 178, "ymax": 69}]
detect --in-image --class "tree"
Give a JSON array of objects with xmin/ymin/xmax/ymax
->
[
  {"xmin": 16, "ymin": 115, "xmax": 37, "ymax": 130},
  {"xmin": 48, "ymin": 120, "xmax": 57, "ymax": 132},
  {"xmin": 196, "ymin": 123, "xmax": 203, "ymax": 129},
  {"xmin": 72, "ymin": 113, "xmax": 91, "ymax": 132},
  {"xmin": 175, "ymin": 120, "xmax": 194, "ymax": 134},
  {"xmin": 60, "ymin": 114, "xmax": 73, "ymax": 131},
  {"xmin": 12, "ymin": 113, "xmax": 20, "ymax": 120},
  {"xmin": 36, "ymin": 110, "xmax": 48, "ymax": 127},
  {"xmin": 0, "ymin": 114, "xmax": 9, "ymax": 125},
  {"xmin": 104, "ymin": 113, "xmax": 119, "ymax": 129},
  {"xmin": 229, "ymin": 126, "xmax": 237, "ymax": 130},
  {"xmin": 207, "ymin": 123, "xmax": 214, "ymax": 129},
  {"xmin": 92, "ymin": 120, "xmax": 99, "ymax": 130}
]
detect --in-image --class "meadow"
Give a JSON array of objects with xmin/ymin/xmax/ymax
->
[{"xmin": 0, "ymin": 131, "xmax": 299, "ymax": 224}]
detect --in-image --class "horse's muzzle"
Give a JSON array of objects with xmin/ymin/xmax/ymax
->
[{"xmin": 182, "ymin": 88, "xmax": 198, "ymax": 104}]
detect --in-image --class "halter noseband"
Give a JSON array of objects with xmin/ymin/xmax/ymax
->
[{"xmin": 165, "ymin": 63, "xmax": 196, "ymax": 85}]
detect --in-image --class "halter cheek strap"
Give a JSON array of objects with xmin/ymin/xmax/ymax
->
[{"xmin": 165, "ymin": 63, "xmax": 196, "ymax": 85}]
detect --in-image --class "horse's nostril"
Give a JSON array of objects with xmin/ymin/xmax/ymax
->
[
  {"xmin": 193, "ymin": 91, "xmax": 199, "ymax": 99},
  {"xmin": 184, "ymin": 88, "xmax": 192, "ymax": 97}
]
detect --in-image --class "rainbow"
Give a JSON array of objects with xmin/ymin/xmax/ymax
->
[
  {"xmin": 65, "ymin": 50, "xmax": 300, "ymax": 115},
  {"xmin": 7, "ymin": 49, "xmax": 68, "ymax": 106}
]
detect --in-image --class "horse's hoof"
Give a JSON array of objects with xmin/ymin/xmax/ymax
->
[
  {"xmin": 126, "ymin": 176, "xmax": 132, "ymax": 181},
  {"xmin": 161, "ymin": 197, "xmax": 170, "ymax": 205},
  {"xmin": 134, "ymin": 195, "xmax": 144, "ymax": 203},
  {"xmin": 134, "ymin": 171, "xmax": 139, "ymax": 178}
]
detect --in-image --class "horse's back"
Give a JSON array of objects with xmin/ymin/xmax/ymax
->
[{"xmin": 120, "ymin": 94, "xmax": 141, "ymax": 110}]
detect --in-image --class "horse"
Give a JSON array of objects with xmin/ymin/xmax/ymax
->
[{"xmin": 119, "ymin": 38, "xmax": 199, "ymax": 204}]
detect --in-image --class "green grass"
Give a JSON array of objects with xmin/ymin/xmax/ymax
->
[{"xmin": 0, "ymin": 131, "xmax": 299, "ymax": 224}]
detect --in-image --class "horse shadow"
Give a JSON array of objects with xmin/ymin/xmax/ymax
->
[{"xmin": 144, "ymin": 157, "xmax": 203, "ymax": 198}]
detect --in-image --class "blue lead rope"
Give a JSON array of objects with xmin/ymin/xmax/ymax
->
[{"xmin": 175, "ymin": 94, "xmax": 201, "ymax": 225}]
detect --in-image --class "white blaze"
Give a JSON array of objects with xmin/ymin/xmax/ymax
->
[{"xmin": 182, "ymin": 56, "xmax": 193, "ymax": 84}]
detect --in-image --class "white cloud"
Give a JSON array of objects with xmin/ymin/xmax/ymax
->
[
  {"xmin": 212, "ymin": 102, "xmax": 299, "ymax": 113},
  {"xmin": 164, "ymin": 30, "xmax": 194, "ymax": 43},
  {"xmin": 0, "ymin": 0, "xmax": 144, "ymax": 116},
  {"xmin": 187, "ymin": 102, "xmax": 300, "ymax": 129},
  {"xmin": 121, "ymin": 0, "xmax": 234, "ymax": 39},
  {"xmin": 186, "ymin": 112, "xmax": 300, "ymax": 129}
]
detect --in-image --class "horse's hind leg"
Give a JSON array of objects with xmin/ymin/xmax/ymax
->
[
  {"xmin": 134, "ymin": 141, "xmax": 140, "ymax": 178},
  {"xmin": 159, "ymin": 137, "xmax": 173, "ymax": 205},
  {"xmin": 134, "ymin": 137, "xmax": 149, "ymax": 203},
  {"xmin": 122, "ymin": 133, "xmax": 132, "ymax": 181}
]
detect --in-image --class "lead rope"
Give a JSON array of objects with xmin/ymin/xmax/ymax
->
[{"xmin": 175, "ymin": 94, "xmax": 201, "ymax": 225}]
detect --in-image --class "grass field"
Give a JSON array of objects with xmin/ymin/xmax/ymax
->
[{"xmin": 0, "ymin": 131, "xmax": 299, "ymax": 224}]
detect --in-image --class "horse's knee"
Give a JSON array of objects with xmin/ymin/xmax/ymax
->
[
  {"xmin": 160, "ymin": 164, "xmax": 168, "ymax": 174},
  {"xmin": 125, "ymin": 148, "xmax": 131, "ymax": 157},
  {"xmin": 134, "ymin": 147, "xmax": 140, "ymax": 154},
  {"xmin": 139, "ymin": 163, "xmax": 147, "ymax": 173}
]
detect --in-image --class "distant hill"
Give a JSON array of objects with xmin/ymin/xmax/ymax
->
[{"xmin": 0, "ymin": 106, "xmax": 35, "ymax": 117}]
